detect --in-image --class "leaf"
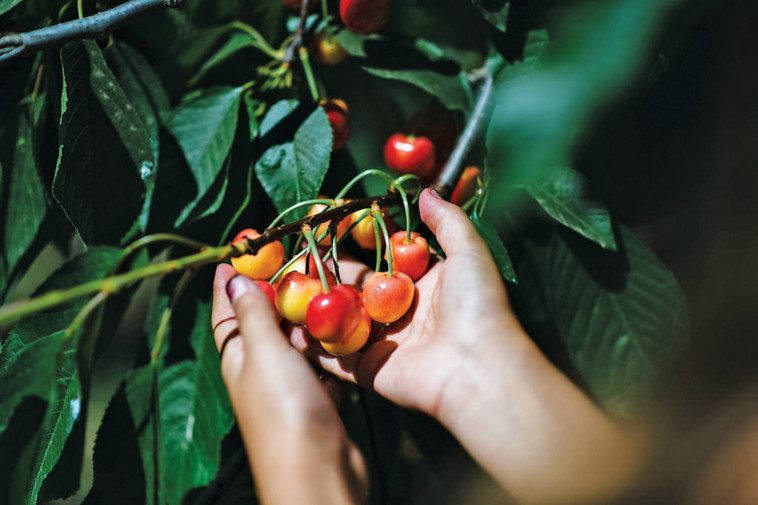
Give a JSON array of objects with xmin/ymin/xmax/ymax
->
[
  {"xmin": 165, "ymin": 86, "xmax": 242, "ymax": 226},
  {"xmin": 255, "ymin": 106, "xmax": 332, "ymax": 217},
  {"xmin": 470, "ymin": 0, "xmax": 510, "ymax": 33},
  {"xmin": 362, "ymin": 68, "xmax": 472, "ymax": 113},
  {"xmin": 0, "ymin": 0, "xmax": 24, "ymax": 16},
  {"xmin": 524, "ymin": 166, "xmax": 617, "ymax": 250},
  {"xmin": 189, "ymin": 31, "xmax": 258, "ymax": 87},
  {"xmin": 1, "ymin": 103, "xmax": 46, "ymax": 276},
  {"xmin": 258, "ymin": 98, "xmax": 299, "ymax": 137},
  {"xmin": 54, "ymin": 41, "xmax": 146, "ymax": 245},
  {"xmin": 470, "ymin": 214, "xmax": 516, "ymax": 283},
  {"xmin": 513, "ymin": 225, "xmax": 689, "ymax": 416}
]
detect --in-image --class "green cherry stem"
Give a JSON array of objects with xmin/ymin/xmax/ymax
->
[
  {"xmin": 65, "ymin": 290, "xmax": 107, "ymax": 338},
  {"xmin": 269, "ymin": 248, "xmax": 308, "ymax": 285},
  {"xmin": 335, "ymin": 169, "xmax": 395, "ymax": 199},
  {"xmin": 329, "ymin": 222, "xmax": 342, "ymax": 285},
  {"xmin": 372, "ymin": 207, "xmax": 393, "ymax": 276},
  {"xmin": 299, "ymin": 46, "xmax": 320, "ymax": 102},
  {"xmin": 268, "ymin": 198, "xmax": 333, "ymax": 229},
  {"xmin": 302, "ymin": 226, "xmax": 330, "ymax": 293}
]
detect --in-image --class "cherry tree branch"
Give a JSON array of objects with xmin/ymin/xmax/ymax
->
[{"xmin": 0, "ymin": 0, "xmax": 184, "ymax": 63}]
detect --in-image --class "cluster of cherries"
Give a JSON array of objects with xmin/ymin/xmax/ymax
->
[{"xmin": 230, "ymin": 205, "xmax": 430, "ymax": 357}]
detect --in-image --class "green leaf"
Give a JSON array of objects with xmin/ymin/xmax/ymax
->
[
  {"xmin": 524, "ymin": 166, "xmax": 617, "ymax": 250},
  {"xmin": 0, "ymin": 0, "xmax": 24, "ymax": 16},
  {"xmin": 514, "ymin": 225, "xmax": 689, "ymax": 416},
  {"xmin": 1, "ymin": 103, "xmax": 46, "ymax": 276},
  {"xmin": 258, "ymin": 98, "xmax": 299, "ymax": 137},
  {"xmin": 470, "ymin": 214, "xmax": 516, "ymax": 283},
  {"xmin": 363, "ymin": 68, "xmax": 472, "ymax": 113},
  {"xmin": 54, "ymin": 41, "xmax": 146, "ymax": 245},
  {"xmin": 255, "ymin": 106, "xmax": 332, "ymax": 217},
  {"xmin": 189, "ymin": 31, "xmax": 258, "ymax": 87},
  {"xmin": 166, "ymin": 86, "xmax": 242, "ymax": 226},
  {"xmin": 470, "ymin": 0, "xmax": 510, "ymax": 33}
]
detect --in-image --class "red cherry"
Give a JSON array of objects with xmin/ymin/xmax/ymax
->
[
  {"xmin": 388, "ymin": 231, "xmax": 430, "ymax": 282},
  {"xmin": 339, "ymin": 0, "xmax": 390, "ymax": 35},
  {"xmin": 306, "ymin": 285, "xmax": 363, "ymax": 343},
  {"xmin": 384, "ymin": 134, "xmax": 436, "ymax": 179},
  {"xmin": 275, "ymin": 271, "xmax": 324, "ymax": 325},
  {"xmin": 450, "ymin": 166, "xmax": 482, "ymax": 206},
  {"xmin": 253, "ymin": 280, "xmax": 277, "ymax": 309},
  {"xmin": 362, "ymin": 271, "xmax": 414, "ymax": 324},
  {"xmin": 321, "ymin": 99, "xmax": 350, "ymax": 151},
  {"xmin": 320, "ymin": 306, "xmax": 371, "ymax": 356}
]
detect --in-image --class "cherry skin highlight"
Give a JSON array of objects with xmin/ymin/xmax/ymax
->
[
  {"xmin": 362, "ymin": 271, "xmax": 414, "ymax": 324},
  {"xmin": 388, "ymin": 231, "xmax": 430, "ymax": 282},
  {"xmin": 230, "ymin": 229, "xmax": 285, "ymax": 280},
  {"xmin": 384, "ymin": 134, "xmax": 436, "ymax": 179}
]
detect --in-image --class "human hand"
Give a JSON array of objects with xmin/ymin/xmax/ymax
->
[{"xmin": 211, "ymin": 266, "xmax": 367, "ymax": 505}]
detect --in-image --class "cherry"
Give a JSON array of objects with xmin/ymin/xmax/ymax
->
[
  {"xmin": 412, "ymin": 102, "xmax": 461, "ymax": 179},
  {"xmin": 253, "ymin": 280, "xmax": 277, "ymax": 309},
  {"xmin": 362, "ymin": 271, "xmax": 414, "ymax": 324},
  {"xmin": 307, "ymin": 199, "xmax": 352, "ymax": 246},
  {"xmin": 281, "ymin": 254, "xmax": 338, "ymax": 286},
  {"xmin": 384, "ymin": 134, "xmax": 436, "ymax": 179},
  {"xmin": 388, "ymin": 231, "xmax": 430, "ymax": 282},
  {"xmin": 310, "ymin": 30, "xmax": 348, "ymax": 66},
  {"xmin": 320, "ymin": 306, "xmax": 371, "ymax": 356},
  {"xmin": 275, "ymin": 271, "xmax": 324, "ymax": 325},
  {"xmin": 321, "ymin": 99, "xmax": 350, "ymax": 151},
  {"xmin": 306, "ymin": 284, "xmax": 363, "ymax": 343},
  {"xmin": 231, "ymin": 229, "xmax": 285, "ymax": 280},
  {"xmin": 339, "ymin": 0, "xmax": 390, "ymax": 35},
  {"xmin": 450, "ymin": 166, "xmax": 482, "ymax": 206}
]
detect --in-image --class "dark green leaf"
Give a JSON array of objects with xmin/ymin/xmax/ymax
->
[
  {"xmin": 514, "ymin": 225, "xmax": 689, "ymax": 416},
  {"xmin": 471, "ymin": 214, "xmax": 516, "ymax": 283},
  {"xmin": 524, "ymin": 166, "xmax": 617, "ymax": 250},
  {"xmin": 54, "ymin": 41, "xmax": 146, "ymax": 245},
  {"xmin": 0, "ymin": 0, "xmax": 24, "ymax": 16},
  {"xmin": 470, "ymin": 0, "xmax": 510, "ymax": 33},
  {"xmin": 362, "ymin": 69, "xmax": 472, "ymax": 113},
  {"xmin": 189, "ymin": 31, "xmax": 258, "ymax": 87},
  {"xmin": 165, "ymin": 86, "xmax": 242, "ymax": 226},
  {"xmin": 258, "ymin": 99, "xmax": 299, "ymax": 137},
  {"xmin": 255, "ymin": 106, "xmax": 332, "ymax": 217},
  {"xmin": 1, "ymin": 103, "xmax": 46, "ymax": 275}
]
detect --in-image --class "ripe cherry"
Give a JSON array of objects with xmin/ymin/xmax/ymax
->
[
  {"xmin": 310, "ymin": 30, "xmax": 348, "ymax": 66},
  {"xmin": 253, "ymin": 280, "xmax": 277, "ymax": 309},
  {"xmin": 320, "ymin": 306, "xmax": 371, "ymax": 356},
  {"xmin": 388, "ymin": 231, "xmax": 430, "ymax": 282},
  {"xmin": 340, "ymin": 0, "xmax": 390, "ymax": 35},
  {"xmin": 231, "ymin": 229, "xmax": 285, "ymax": 280},
  {"xmin": 321, "ymin": 99, "xmax": 350, "ymax": 151},
  {"xmin": 275, "ymin": 271, "xmax": 324, "ymax": 325},
  {"xmin": 384, "ymin": 134, "xmax": 436, "ymax": 179},
  {"xmin": 306, "ymin": 285, "xmax": 363, "ymax": 343},
  {"xmin": 362, "ymin": 271, "xmax": 414, "ymax": 324},
  {"xmin": 450, "ymin": 166, "xmax": 482, "ymax": 206},
  {"xmin": 281, "ymin": 254, "xmax": 338, "ymax": 286},
  {"xmin": 307, "ymin": 199, "xmax": 352, "ymax": 246}
]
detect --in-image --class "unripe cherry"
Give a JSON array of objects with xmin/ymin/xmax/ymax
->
[
  {"xmin": 310, "ymin": 31, "xmax": 348, "ymax": 66},
  {"xmin": 362, "ymin": 271, "xmax": 414, "ymax": 324},
  {"xmin": 388, "ymin": 231, "xmax": 430, "ymax": 281},
  {"xmin": 320, "ymin": 306, "xmax": 371, "ymax": 356},
  {"xmin": 231, "ymin": 229, "xmax": 285, "ymax": 280}
]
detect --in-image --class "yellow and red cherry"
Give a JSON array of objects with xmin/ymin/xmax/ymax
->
[
  {"xmin": 384, "ymin": 134, "xmax": 436, "ymax": 179},
  {"xmin": 339, "ymin": 0, "xmax": 390, "ymax": 35},
  {"xmin": 231, "ymin": 228, "xmax": 285, "ymax": 280},
  {"xmin": 450, "ymin": 166, "xmax": 482, "ymax": 206},
  {"xmin": 306, "ymin": 285, "xmax": 363, "ymax": 343},
  {"xmin": 307, "ymin": 198, "xmax": 352, "ymax": 246},
  {"xmin": 280, "ymin": 254, "xmax": 338, "ymax": 286},
  {"xmin": 388, "ymin": 231, "xmax": 430, "ymax": 282},
  {"xmin": 253, "ymin": 280, "xmax": 277, "ymax": 309},
  {"xmin": 362, "ymin": 271, "xmax": 414, "ymax": 324},
  {"xmin": 275, "ymin": 271, "xmax": 323, "ymax": 325},
  {"xmin": 320, "ymin": 306, "xmax": 371, "ymax": 356},
  {"xmin": 310, "ymin": 30, "xmax": 348, "ymax": 66},
  {"xmin": 321, "ymin": 99, "xmax": 350, "ymax": 151}
]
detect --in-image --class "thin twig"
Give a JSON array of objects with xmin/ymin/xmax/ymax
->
[{"xmin": 0, "ymin": 0, "xmax": 184, "ymax": 63}]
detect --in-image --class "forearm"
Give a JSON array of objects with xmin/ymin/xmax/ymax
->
[{"xmin": 436, "ymin": 324, "xmax": 647, "ymax": 505}]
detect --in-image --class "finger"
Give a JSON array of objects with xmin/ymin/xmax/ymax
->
[
  {"xmin": 212, "ymin": 264, "xmax": 243, "ymax": 374},
  {"xmin": 418, "ymin": 188, "xmax": 491, "ymax": 259}
]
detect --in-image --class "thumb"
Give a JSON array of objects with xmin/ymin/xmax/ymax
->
[{"xmin": 419, "ymin": 188, "xmax": 491, "ymax": 259}]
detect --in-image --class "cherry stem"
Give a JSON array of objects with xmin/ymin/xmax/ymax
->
[
  {"xmin": 65, "ymin": 290, "xmax": 107, "ymax": 338},
  {"xmin": 298, "ymin": 46, "xmax": 321, "ymax": 102},
  {"xmin": 302, "ymin": 226, "xmax": 330, "ymax": 293},
  {"xmin": 336, "ymin": 169, "xmax": 395, "ymax": 199},
  {"xmin": 268, "ymin": 198, "xmax": 333, "ymax": 229},
  {"xmin": 269, "ymin": 248, "xmax": 308, "ymax": 285},
  {"xmin": 232, "ymin": 21, "xmax": 283, "ymax": 60},
  {"xmin": 329, "ymin": 222, "xmax": 342, "ymax": 284},
  {"xmin": 391, "ymin": 176, "xmax": 419, "ymax": 242},
  {"xmin": 371, "ymin": 215, "xmax": 382, "ymax": 273},
  {"xmin": 373, "ymin": 208, "xmax": 393, "ymax": 276}
]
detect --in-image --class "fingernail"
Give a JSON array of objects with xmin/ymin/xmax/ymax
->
[
  {"xmin": 227, "ymin": 275, "xmax": 253, "ymax": 304},
  {"xmin": 429, "ymin": 188, "xmax": 442, "ymax": 200}
]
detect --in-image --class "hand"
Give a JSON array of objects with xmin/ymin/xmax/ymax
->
[{"xmin": 211, "ymin": 266, "xmax": 368, "ymax": 505}]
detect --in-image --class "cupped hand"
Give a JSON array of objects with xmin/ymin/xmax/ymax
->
[{"xmin": 288, "ymin": 188, "xmax": 531, "ymax": 420}]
